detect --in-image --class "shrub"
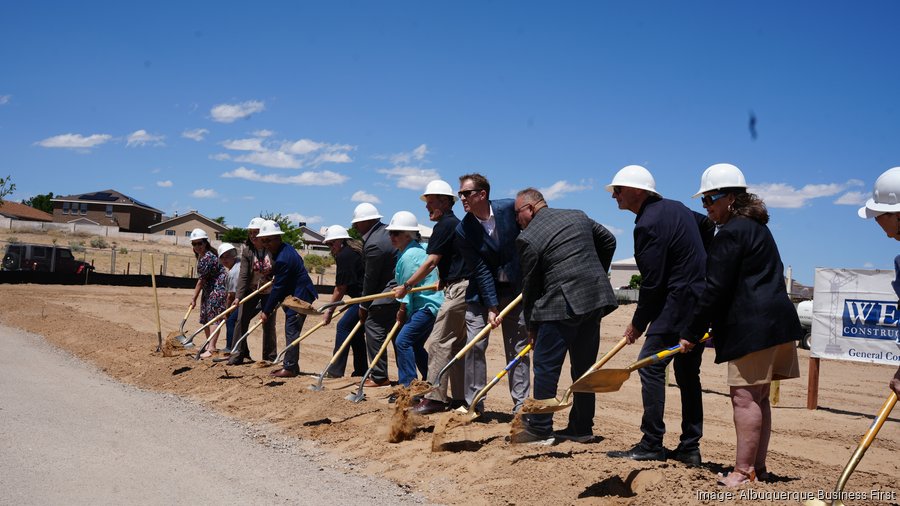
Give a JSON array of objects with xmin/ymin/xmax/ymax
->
[
  {"xmin": 69, "ymin": 241, "xmax": 85, "ymax": 252},
  {"xmin": 119, "ymin": 247, "xmax": 128, "ymax": 254},
  {"xmin": 90, "ymin": 237, "xmax": 108, "ymax": 249},
  {"xmin": 8, "ymin": 236, "xmax": 19, "ymax": 244}
]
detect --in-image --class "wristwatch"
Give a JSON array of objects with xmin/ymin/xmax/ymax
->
[{"xmin": 403, "ymin": 282, "xmax": 412, "ymax": 291}]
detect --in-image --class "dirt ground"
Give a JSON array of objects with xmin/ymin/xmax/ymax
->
[{"xmin": 1, "ymin": 284, "xmax": 898, "ymax": 505}]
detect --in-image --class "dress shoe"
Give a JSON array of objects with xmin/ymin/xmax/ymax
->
[
  {"xmin": 448, "ymin": 399, "xmax": 467, "ymax": 410},
  {"xmin": 507, "ymin": 429, "xmax": 555, "ymax": 446},
  {"xmin": 607, "ymin": 444, "xmax": 666, "ymax": 461},
  {"xmin": 553, "ymin": 427, "xmax": 595, "ymax": 444},
  {"xmin": 667, "ymin": 446, "xmax": 702, "ymax": 466},
  {"xmin": 322, "ymin": 372, "xmax": 343, "ymax": 379},
  {"xmin": 412, "ymin": 399, "xmax": 449, "ymax": 415},
  {"xmin": 270, "ymin": 368, "xmax": 298, "ymax": 378},
  {"xmin": 363, "ymin": 378, "xmax": 391, "ymax": 388},
  {"xmin": 226, "ymin": 354, "xmax": 253, "ymax": 366}
]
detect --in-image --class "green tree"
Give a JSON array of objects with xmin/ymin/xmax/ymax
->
[
  {"xmin": 348, "ymin": 227, "xmax": 362, "ymax": 241},
  {"xmin": 213, "ymin": 216, "xmax": 226, "ymax": 225},
  {"xmin": 628, "ymin": 274, "xmax": 643, "ymax": 289},
  {"xmin": 0, "ymin": 175, "xmax": 15, "ymax": 207},
  {"xmin": 23, "ymin": 191, "xmax": 54, "ymax": 213},
  {"xmin": 221, "ymin": 227, "xmax": 248, "ymax": 243},
  {"xmin": 260, "ymin": 211, "xmax": 304, "ymax": 249}
]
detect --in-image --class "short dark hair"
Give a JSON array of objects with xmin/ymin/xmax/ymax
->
[{"xmin": 459, "ymin": 173, "xmax": 491, "ymax": 199}]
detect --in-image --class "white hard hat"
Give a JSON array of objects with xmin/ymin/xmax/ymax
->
[
  {"xmin": 605, "ymin": 165, "xmax": 658, "ymax": 195},
  {"xmin": 257, "ymin": 220, "xmax": 284, "ymax": 238},
  {"xmin": 323, "ymin": 224, "xmax": 351, "ymax": 242},
  {"xmin": 693, "ymin": 163, "xmax": 748, "ymax": 198},
  {"xmin": 385, "ymin": 211, "xmax": 419, "ymax": 231},
  {"xmin": 859, "ymin": 167, "xmax": 900, "ymax": 219},
  {"xmin": 189, "ymin": 228, "xmax": 209, "ymax": 241},
  {"xmin": 420, "ymin": 179, "xmax": 457, "ymax": 202},
  {"xmin": 351, "ymin": 202, "xmax": 383, "ymax": 224},
  {"xmin": 246, "ymin": 217, "xmax": 265, "ymax": 230},
  {"xmin": 217, "ymin": 243, "xmax": 236, "ymax": 257}
]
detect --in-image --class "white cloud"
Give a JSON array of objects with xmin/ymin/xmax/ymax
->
[
  {"xmin": 287, "ymin": 138, "xmax": 324, "ymax": 155},
  {"xmin": 0, "ymin": 95, "xmax": 10, "ymax": 105},
  {"xmin": 36, "ymin": 133, "xmax": 112, "ymax": 149},
  {"xmin": 182, "ymin": 128, "xmax": 209, "ymax": 141},
  {"xmin": 377, "ymin": 166, "xmax": 440, "ymax": 191},
  {"xmin": 863, "ymin": 262, "xmax": 875, "ymax": 268},
  {"xmin": 156, "ymin": 180, "xmax": 173, "ymax": 188},
  {"xmin": 602, "ymin": 223, "xmax": 625, "ymax": 236},
  {"xmin": 539, "ymin": 180, "xmax": 592, "ymax": 201},
  {"xmin": 253, "ymin": 129, "xmax": 274, "ymax": 138},
  {"xmin": 750, "ymin": 179, "xmax": 864, "ymax": 208},
  {"xmin": 126, "ymin": 129, "xmax": 165, "ymax": 147},
  {"xmin": 191, "ymin": 188, "xmax": 218, "ymax": 198},
  {"xmin": 351, "ymin": 190, "xmax": 381, "ymax": 204},
  {"xmin": 221, "ymin": 138, "xmax": 266, "ymax": 152},
  {"xmin": 222, "ymin": 166, "xmax": 348, "ymax": 186},
  {"xmin": 314, "ymin": 151, "xmax": 352, "ymax": 164},
  {"xmin": 210, "ymin": 153, "xmax": 232, "ymax": 161},
  {"xmin": 241, "ymin": 195, "xmax": 255, "ymax": 200},
  {"xmin": 389, "ymin": 144, "xmax": 429, "ymax": 165},
  {"xmin": 234, "ymin": 150, "xmax": 301, "ymax": 169},
  {"xmin": 834, "ymin": 191, "xmax": 868, "ymax": 206},
  {"xmin": 285, "ymin": 213, "xmax": 323, "ymax": 225},
  {"xmin": 210, "ymin": 100, "xmax": 265, "ymax": 123}
]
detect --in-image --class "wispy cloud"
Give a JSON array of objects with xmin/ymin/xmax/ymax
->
[
  {"xmin": 234, "ymin": 150, "xmax": 301, "ymax": 169},
  {"xmin": 285, "ymin": 213, "xmax": 323, "ymax": 225},
  {"xmin": 191, "ymin": 188, "xmax": 218, "ymax": 198},
  {"xmin": 126, "ymin": 129, "xmax": 165, "ymax": 147},
  {"xmin": 351, "ymin": 190, "xmax": 381, "ymax": 204},
  {"xmin": 750, "ymin": 179, "xmax": 864, "ymax": 208},
  {"xmin": 539, "ymin": 180, "xmax": 592, "ymax": 200},
  {"xmin": 221, "ymin": 138, "xmax": 266, "ymax": 152},
  {"xmin": 221, "ymin": 166, "xmax": 348, "ymax": 186},
  {"xmin": 156, "ymin": 180, "xmax": 173, "ymax": 188},
  {"xmin": 210, "ymin": 100, "xmax": 265, "ymax": 123},
  {"xmin": 834, "ymin": 191, "xmax": 868, "ymax": 206},
  {"xmin": 182, "ymin": 128, "xmax": 209, "ymax": 141},
  {"xmin": 602, "ymin": 223, "xmax": 625, "ymax": 236},
  {"xmin": 388, "ymin": 144, "xmax": 429, "ymax": 165},
  {"xmin": 253, "ymin": 129, "xmax": 274, "ymax": 138},
  {"xmin": 36, "ymin": 133, "xmax": 112, "ymax": 150},
  {"xmin": 377, "ymin": 166, "xmax": 440, "ymax": 191},
  {"xmin": 0, "ymin": 95, "xmax": 10, "ymax": 105}
]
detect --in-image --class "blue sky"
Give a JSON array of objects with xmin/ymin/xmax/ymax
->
[{"xmin": 2, "ymin": 1, "xmax": 899, "ymax": 284}]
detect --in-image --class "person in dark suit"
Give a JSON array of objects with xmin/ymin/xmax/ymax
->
[
  {"xmin": 228, "ymin": 217, "xmax": 277, "ymax": 366},
  {"xmin": 456, "ymin": 173, "xmax": 530, "ymax": 413},
  {"xmin": 605, "ymin": 165, "xmax": 713, "ymax": 464},
  {"xmin": 510, "ymin": 188, "xmax": 618, "ymax": 444},
  {"xmin": 256, "ymin": 220, "xmax": 318, "ymax": 378},
  {"xmin": 351, "ymin": 203, "xmax": 399, "ymax": 387},
  {"xmin": 680, "ymin": 163, "xmax": 801, "ymax": 487}
]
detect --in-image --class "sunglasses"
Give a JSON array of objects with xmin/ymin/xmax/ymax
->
[
  {"xmin": 191, "ymin": 241, "xmax": 203, "ymax": 247},
  {"xmin": 701, "ymin": 192, "xmax": 729, "ymax": 206},
  {"xmin": 457, "ymin": 188, "xmax": 482, "ymax": 199},
  {"xmin": 514, "ymin": 203, "xmax": 533, "ymax": 214},
  {"xmin": 611, "ymin": 186, "xmax": 622, "ymax": 195},
  {"xmin": 388, "ymin": 230, "xmax": 404, "ymax": 236}
]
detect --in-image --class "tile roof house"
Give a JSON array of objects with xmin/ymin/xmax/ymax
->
[
  {"xmin": 51, "ymin": 189, "xmax": 163, "ymax": 233},
  {"xmin": 0, "ymin": 201, "xmax": 54, "ymax": 222}
]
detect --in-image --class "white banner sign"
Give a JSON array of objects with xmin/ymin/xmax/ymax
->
[{"xmin": 811, "ymin": 268, "xmax": 900, "ymax": 365}]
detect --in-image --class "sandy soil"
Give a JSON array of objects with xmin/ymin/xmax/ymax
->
[{"xmin": 1, "ymin": 284, "xmax": 898, "ymax": 505}]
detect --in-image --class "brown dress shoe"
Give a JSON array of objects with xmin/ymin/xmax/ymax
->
[
  {"xmin": 412, "ymin": 399, "xmax": 449, "ymax": 415},
  {"xmin": 363, "ymin": 377, "xmax": 390, "ymax": 387},
  {"xmin": 270, "ymin": 369, "xmax": 298, "ymax": 378}
]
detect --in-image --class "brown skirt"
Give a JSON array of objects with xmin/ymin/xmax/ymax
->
[{"xmin": 727, "ymin": 341, "xmax": 799, "ymax": 387}]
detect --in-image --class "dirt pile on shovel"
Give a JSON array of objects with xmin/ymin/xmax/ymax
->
[
  {"xmin": 388, "ymin": 380, "xmax": 429, "ymax": 443},
  {"xmin": 161, "ymin": 331, "xmax": 180, "ymax": 357}
]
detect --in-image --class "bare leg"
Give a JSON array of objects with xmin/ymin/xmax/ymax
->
[
  {"xmin": 754, "ymin": 383, "xmax": 772, "ymax": 475},
  {"xmin": 719, "ymin": 385, "xmax": 767, "ymax": 486}
]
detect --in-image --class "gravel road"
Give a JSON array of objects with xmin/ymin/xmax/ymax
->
[{"xmin": 0, "ymin": 324, "xmax": 428, "ymax": 505}]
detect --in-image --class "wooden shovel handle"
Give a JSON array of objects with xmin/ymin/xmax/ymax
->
[
  {"xmin": 452, "ymin": 294, "xmax": 523, "ymax": 361},
  {"xmin": 628, "ymin": 333, "xmax": 710, "ymax": 372},
  {"xmin": 321, "ymin": 283, "xmax": 439, "ymax": 310}
]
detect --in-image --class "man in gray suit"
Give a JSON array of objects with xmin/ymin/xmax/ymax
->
[
  {"xmin": 512, "ymin": 188, "xmax": 618, "ymax": 444},
  {"xmin": 351, "ymin": 202, "xmax": 399, "ymax": 387}
]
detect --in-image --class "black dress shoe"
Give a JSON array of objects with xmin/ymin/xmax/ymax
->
[
  {"xmin": 227, "ymin": 354, "xmax": 252, "ymax": 366},
  {"xmin": 607, "ymin": 444, "xmax": 666, "ymax": 461},
  {"xmin": 668, "ymin": 446, "xmax": 702, "ymax": 466},
  {"xmin": 412, "ymin": 399, "xmax": 449, "ymax": 415}
]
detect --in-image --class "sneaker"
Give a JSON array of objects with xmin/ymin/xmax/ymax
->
[
  {"xmin": 508, "ymin": 429, "xmax": 556, "ymax": 446},
  {"xmin": 553, "ymin": 428, "xmax": 595, "ymax": 444},
  {"xmin": 667, "ymin": 446, "xmax": 702, "ymax": 466},
  {"xmin": 607, "ymin": 443, "xmax": 666, "ymax": 461}
]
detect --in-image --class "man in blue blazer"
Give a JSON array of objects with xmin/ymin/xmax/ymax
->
[
  {"xmin": 257, "ymin": 220, "xmax": 318, "ymax": 378},
  {"xmin": 456, "ymin": 173, "xmax": 530, "ymax": 413}
]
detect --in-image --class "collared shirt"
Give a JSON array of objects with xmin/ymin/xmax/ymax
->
[
  {"xmin": 226, "ymin": 259, "xmax": 241, "ymax": 294},
  {"xmin": 476, "ymin": 204, "xmax": 497, "ymax": 240},
  {"xmin": 394, "ymin": 241, "xmax": 444, "ymax": 317}
]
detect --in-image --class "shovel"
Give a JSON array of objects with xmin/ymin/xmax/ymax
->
[
  {"xmin": 193, "ymin": 319, "xmax": 227, "ymax": 360},
  {"xmin": 309, "ymin": 320, "xmax": 365, "ymax": 391},
  {"xmin": 212, "ymin": 303, "xmax": 281, "ymax": 363},
  {"xmin": 803, "ymin": 391, "xmax": 897, "ymax": 506},
  {"xmin": 421, "ymin": 294, "xmax": 523, "ymax": 397},
  {"xmin": 318, "ymin": 284, "xmax": 438, "ymax": 313},
  {"xmin": 269, "ymin": 304, "xmax": 350, "ymax": 365},
  {"xmin": 570, "ymin": 333, "xmax": 710, "ymax": 393},
  {"xmin": 171, "ymin": 304, "xmax": 195, "ymax": 347},
  {"xmin": 150, "ymin": 253, "xmax": 163, "ymax": 352},
  {"xmin": 346, "ymin": 320, "xmax": 403, "ymax": 403},
  {"xmin": 179, "ymin": 280, "xmax": 273, "ymax": 347},
  {"xmin": 522, "ymin": 337, "xmax": 628, "ymax": 414}
]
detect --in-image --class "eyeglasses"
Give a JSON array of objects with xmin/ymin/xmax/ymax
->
[
  {"xmin": 701, "ymin": 192, "xmax": 729, "ymax": 206},
  {"xmin": 457, "ymin": 188, "xmax": 482, "ymax": 199},
  {"xmin": 191, "ymin": 241, "xmax": 203, "ymax": 247},
  {"xmin": 258, "ymin": 236, "xmax": 271, "ymax": 244},
  {"xmin": 612, "ymin": 186, "xmax": 622, "ymax": 195},
  {"xmin": 514, "ymin": 203, "xmax": 533, "ymax": 215},
  {"xmin": 388, "ymin": 230, "xmax": 403, "ymax": 236}
]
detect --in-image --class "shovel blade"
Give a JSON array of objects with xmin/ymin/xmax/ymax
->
[
  {"xmin": 521, "ymin": 397, "xmax": 572, "ymax": 414},
  {"xmin": 308, "ymin": 375, "xmax": 325, "ymax": 391},
  {"xmin": 282, "ymin": 296, "xmax": 322, "ymax": 316},
  {"xmin": 569, "ymin": 369, "xmax": 630, "ymax": 393},
  {"xmin": 346, "ymin": 391, "xmax": 366, "ymax": 403}
]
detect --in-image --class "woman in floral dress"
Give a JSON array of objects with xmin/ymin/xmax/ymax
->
[{"xmin": 189, "ymin": 228, "xmax": 227, "ymax": 358}]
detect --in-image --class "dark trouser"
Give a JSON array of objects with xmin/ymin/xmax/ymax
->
[
  {"xmin": 364, "ymin": 303, "xmax": 400, "ymax": 383},
  {"xmin": 234, "ymin": 294, "xmax": 277, "ymax": 361},
  {"xmin": 326, "ymin": 303, "xmax": 368, "ymax": 377},
  {"xmin": 282, "ymin": 310, "xmax": 306, "ymax": 374},
  {"xmin": 527, "ymin": 309, "xmax": 601, "ymax": 437},
  {"xmin": 225, "ymin": 308, "xmax": 238, "ymax": 350},
  {"xmin": 637, "ymin": 333, "xmax": 704, "ymax": 451}
]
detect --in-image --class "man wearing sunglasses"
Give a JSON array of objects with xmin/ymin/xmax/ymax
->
[
  {"xmin": 455, "ymin": 173, "xmax": 531, "ymax": 414},
  {"xmin": 605, "ymin": 165, "xmax": 714, "ymax": 464}
]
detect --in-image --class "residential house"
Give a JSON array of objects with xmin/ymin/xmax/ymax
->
[
  {"xmin": 51, "ymin": 189, "xmax": 162, "ymax": 232},
  {"xmin": 148, "ymin": 210, "xmax": 229, "ymax": 240},
  {"xmin": 0, "ymin": 201, "xmax": 54, "ymax": 222}
]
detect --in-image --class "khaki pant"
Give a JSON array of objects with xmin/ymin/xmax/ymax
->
[{"xmin": 423, "ymin": 280, "xmax": 468, "ymax": 403}]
